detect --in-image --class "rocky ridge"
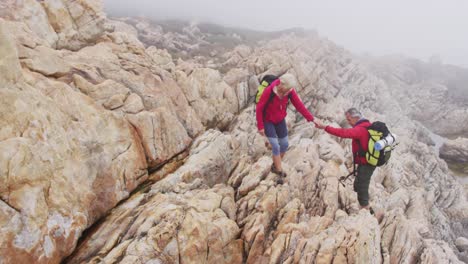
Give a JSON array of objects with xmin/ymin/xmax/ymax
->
[{"xmin": 0, "ymin": 1, "xmax": 467, "ymax": 263}]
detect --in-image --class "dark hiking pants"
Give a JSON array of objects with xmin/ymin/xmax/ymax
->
[{"xmin": 354, "ymin": 164, "xmax": 376, "ymax": 206}]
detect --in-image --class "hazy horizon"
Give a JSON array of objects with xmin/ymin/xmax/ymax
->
[{"xmin": 104, "ymin": 0, "xmax": 468, "ymax": 68}]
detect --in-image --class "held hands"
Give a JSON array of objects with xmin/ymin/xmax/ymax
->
[{"xmin": 313, "ymin": 119, "xmax": 326, "ymax": 129}]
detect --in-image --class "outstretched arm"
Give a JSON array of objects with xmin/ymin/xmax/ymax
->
[
  {"xmin": 290, "ymin": 89, "xmax": 314, "ymax": 122},
  {"xmin": 325, "ymin": 125, "xmax": 364, "ymax": 139}
]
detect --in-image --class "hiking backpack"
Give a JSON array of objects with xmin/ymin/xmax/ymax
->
[
  {"xmin": 362, "ymin": 121, "xmax": 395, "ymax": 167},
  {"xmin": 255, "ymin": 74, "xmax": 279, "ymax": 104},
  {"xmin": 254, "ymin": 74, "xmax": 292, "ymax": 112}
]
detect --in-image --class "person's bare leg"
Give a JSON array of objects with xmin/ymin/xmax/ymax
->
[
  {"xmin": 273, "ymin": 154, "xmax": 282, "ymax": 171},
  {"xmin": 280, "ymin": 152, "xmax": 285, "ymax": 159}
]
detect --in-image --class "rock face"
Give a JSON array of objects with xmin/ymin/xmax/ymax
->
[
  {"xmin": 65, "ymin": 130, "xmax": 243, "ymax": 264},
  {"xmin": 0, "ymin": 15, "xmax": 148, "ymax": 264},
  {"xmin": 0, "ymin": 0, "xmax": 110, "ymax": 50},
  {"xmin": 456, "ymin": 237, "xmax": 468, "ymax": 252},
  {"xmin": 440, "ymin": 138, "xmax": 468, "ymax": 164},
  {"xmin": 440, "ymin": 137, "xmax": 468, "ymax": 176},
  {"xmin": 0, "ymin": 21, "xmax": 22, "ymax": 85},
  {"xmin": 1, "ymin": 2, "xmax": 468, "ymax": 264},
  {"xmin": 363, "ymin": 56, "xmax": 468, "ymax": 137}
]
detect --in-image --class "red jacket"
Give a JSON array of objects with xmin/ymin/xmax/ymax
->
[
  {"xmin": 325, "ymin": 119, "xmax": 371, "ymax": 165},
  {"xmin": 256, "ymin": 80, "xmax": 314, "ymax": 130}
]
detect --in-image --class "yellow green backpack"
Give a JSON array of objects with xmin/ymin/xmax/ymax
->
[
  {"xmin": 363, "ymin": 121, "xmax": 394, "ymax": 167},
  {"xmin": 255, "ymin": 75, "xmax": 279, "ymax": 104}
]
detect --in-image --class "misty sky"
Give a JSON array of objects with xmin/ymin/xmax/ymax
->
[{"xmin": 105, "ymin": 0, "xmax": 468, "ymax": 67}]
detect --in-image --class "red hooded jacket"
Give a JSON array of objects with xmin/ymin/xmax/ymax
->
[
  {"xmin": 325, "ymin": 119, "xmax": 371, "ymax": 165},
  {"xmin": 256, "ymin": 80, "xmax": 314, "ymax": 130}
]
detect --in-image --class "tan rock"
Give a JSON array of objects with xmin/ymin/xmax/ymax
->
[
  {"xmin": 224, "ymin": 68, "xmax": 250, "ymax": 109},
  {"xmin": 456, "ymin": 237, "xmax": 468, "ymax": 252},
  {"xmin": 123, "ymin": 93, "xmax": 145, "ymax": 114},
  {"xmin": 0, "ymin": 78, "xmax": 147, "ymax": 263},
  {"xmin": 176, "ymin": 68, "xmax": 239, "ymax": 128},
  {"xmin": 65, "ymin": 183, "xmax": 242, "ymax": 264},
  {"xmin": 65, "ymin": 42, "xmax": 204, "ymax": 138},
  {"xmin": 146, "ymin": 46, "xmax": 176, "ymax": 72},
  {"xmin": 2, "ymin": 20, "xmax": 49, "ymax": 49},
  {"xmin": 102, "ymin": 94, "xmax": 126, "ymax": 110},
  {"xmin": 440, "ymin": 137, "xmax": 468, "ymax": 164},
  {"xmin": 43, "ymin": 0, "xmax": 111, "ymax": 50},
  {"xmin": 0, "ymin": 20, "xmax": 22, "ymax": 86},
  {"xmin": 420, "ymin": 239, "xmax": 465, "ymax": 264},
  {"xmin": 0, "ymin": 0, "xmax": 58, "ymax": 47},
  {"xmin": 126, "ymin": 109, "xmax": 192, "ymax": 167},
  {"xmin": 108, "ymin": 19, "xmax": 139, "ymax": 37},
  {"xmin": 2, "ymin": 7, "xmax": 468, "ymax": 264},
  {"xmin": 151, "ymin": 129, "xmax": 239, "ymax": 192},
  {"xmin": 73, "ymin": 75, "xmax": 130, "ymax": 108},
  {"xmin": 21, "ymin": 45, "xmax": 71, "ymax": 76}
]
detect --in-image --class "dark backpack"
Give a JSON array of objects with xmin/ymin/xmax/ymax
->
[
  {"xmin": 254, "ymin": 74, "xmax": 292, "ymax": 113},
  {"xmin": 362, "ymin": 121, "xmax": 394, "ymax": 167},
  {"xmin": 255, "ymin": 75, "xmax": 279, "ymax": 104}
]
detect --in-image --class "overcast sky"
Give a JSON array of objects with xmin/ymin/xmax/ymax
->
[{"xmin": 104, "ymin": 0, "xmax": 468, "ymax": 67}]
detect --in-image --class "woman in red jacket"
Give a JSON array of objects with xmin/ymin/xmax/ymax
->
[{"xmin": 256, "ymin": 73, "xmax": 315, "ymax": 183}]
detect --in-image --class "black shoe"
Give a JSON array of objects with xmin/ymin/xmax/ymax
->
[
  {"xmin": 271, "ymin": 164, "xmax": 285, "ymax": 175},
  {"xmin": 271, "ymin": 165, "xmax": 287, "ymax": 184}
]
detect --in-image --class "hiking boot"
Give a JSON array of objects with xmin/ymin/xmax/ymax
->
[
  {"xmin": 276, "ymin": 177, "xmax": 284, "ymax": 184},
  {"xmin": 271, "ymin": 164, "xmax": 287, "ymax": 184}
]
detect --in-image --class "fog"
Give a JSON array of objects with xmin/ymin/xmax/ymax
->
[{"xmin": 104, "ymin": 0, "xmax": 468, "ymax": 67}]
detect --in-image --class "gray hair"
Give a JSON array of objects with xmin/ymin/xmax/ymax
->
[
  {"xmin": 345, "ymin": 108, "xmax": 362, "ymax": 118},
  {"xmin": 279, "ymin": 73, "xmax": 297, "ymax": 89}
]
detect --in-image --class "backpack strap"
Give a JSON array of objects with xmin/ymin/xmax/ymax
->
[{"xmin": 260, "ymin": 88, "xmax": 293, "ymax": 113}]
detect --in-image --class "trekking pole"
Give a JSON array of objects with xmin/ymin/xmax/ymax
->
[
  {"xmin": 338, "ymin": 170, "xmax": 355, "ymax": 187},
  {"xmin": 339, "ymin": 159, "xmax": 357, "ymax": 187}
]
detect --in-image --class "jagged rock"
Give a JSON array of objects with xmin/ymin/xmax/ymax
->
[
  {"xmin": 21, "ymin": 45, "xmax": 71, "ymax": 77},
  {"xmin": 2, "ymin": 3, "xmax": 468, "ymax": 263},
  {"xmin": 0, "ymin": 20, "xmax": 22, "ymax": 86},
  {"xmin": 73, "ymin": 75, "xmax": 130, "ymax": 108},
  {"xmin": 0, "ymin": 0, "xmax": 58, "ymax": 47},
  {"xmin": 151, "ymin": 130, "xmax": 239, "ymax": 192},
  {"xmin": 0, "ymin": 76, "xmax": 148, "ymax": 263},
  {"xmin": 223, "ymin": 68, "xmax": 251, "ymax": 109},
  {"xmin": 420, "ymin": 239, "xmax": 465, "ymax": 263},
  {"xmin": 233, "ymin": 45, "xmax": 251, "ymax": 59},
  {"xmin": 126, "ymin": 109, "xmax": 192, "ymax": 168},
  {"xmin": 122, "ymin": 93, "xmax": 145, "ymax": 114},
  {"xmin": 146, "ymin": 46, "xmax": 176, "ymax": 72},
  {"xmin": 65, "ymin": 184, "xmax": 243, "ymax": 264},
  {"xmin": 42, "ymin": 0, "xmax": 112, "ymax": 50},
  {"xmin": 2, "ymin": 19, "xmax": 49, "ymax": 49},
  {"xmin": 456, "ymin": 237, "xmax": 468, "ymax": 252},
  {"xmin": 176, "ymin": 68, "xmax": 239, "ymax": 128},
  {"xmin": 1, "ymin": 0, "xmax": 111, "ymax": 51},
  {"xmin": 62, "ymin": 130, "xmax": 245, "ymax": 262},
  {"xmin": 102, "ymin": 94, "xmax": 126, "ymax": 110},
  {"xmin": 237, "ymin": 157, "xmax": 271, "ymax": 196},
  {"xmin": 108, "ymin": 19, "xmax": 139, "ymax": 37},
  {"xmin": 364, "ymin": 55, "xmax": 468, "ymax": 137},
  {"xmin": 440, "ymin": 137, "xmax": 468, "ymax": 165},
  {"xmin": 64, "ymin": 40, "xmax": 204, "ymax": 139}
]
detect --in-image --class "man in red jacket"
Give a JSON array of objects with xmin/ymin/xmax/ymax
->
[
  {"xmin": 315, "ymin": 108, "xmax": 376, "ymax": 212},
  {"xmin": 256, "ymin": 74, "xmax": 315, "ymax": 184}
]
